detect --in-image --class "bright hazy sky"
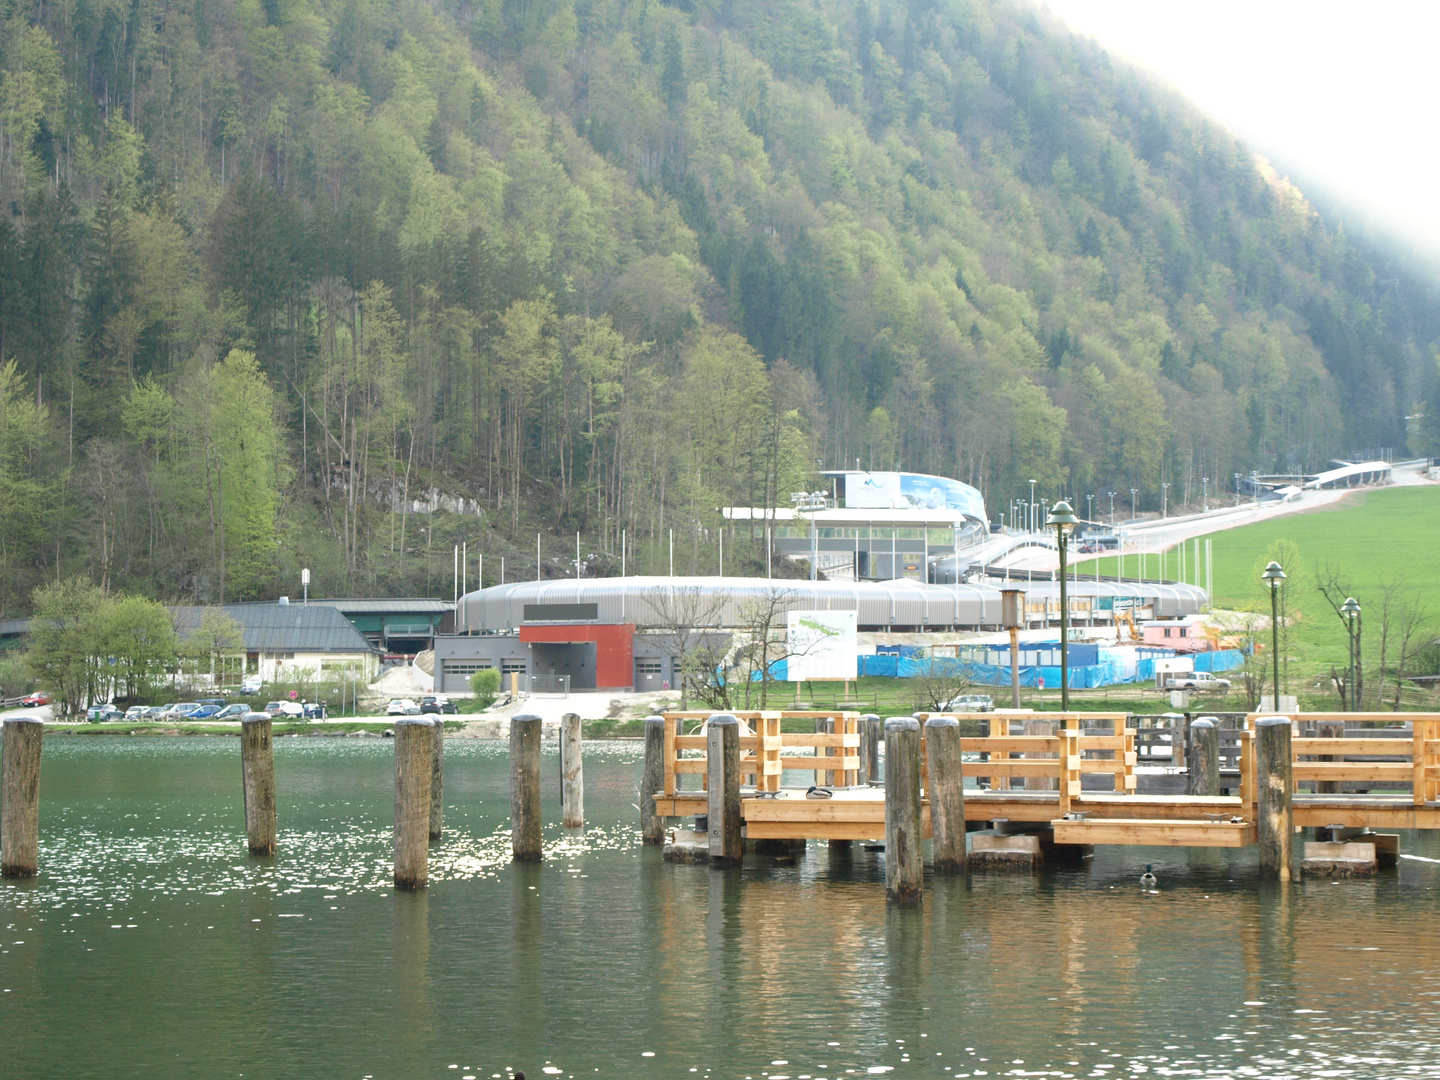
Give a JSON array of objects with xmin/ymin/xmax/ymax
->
[{"xmin": 1040, "ymin": 1, "xmax": 1440, "ymax": 263}]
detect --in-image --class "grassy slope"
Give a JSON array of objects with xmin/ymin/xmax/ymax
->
[{"xmin": 1097, "ymin": 485, "xmax": 1440, "ymax": 673}]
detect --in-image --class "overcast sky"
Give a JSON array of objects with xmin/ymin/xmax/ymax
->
[{"xmin": 1040, "ymin": 1, "xmax": 1440, "ymax": 264}]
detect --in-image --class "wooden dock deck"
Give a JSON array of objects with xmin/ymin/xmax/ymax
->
[{"xmin": 650, "ymin": 710, "xmax": 1440, "ymax": 849}]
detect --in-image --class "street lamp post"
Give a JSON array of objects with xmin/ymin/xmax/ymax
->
[
  {"xmin": 1262, "ymin": 561, "xmax": 1287, "ymax": 711},
  {"xmin": 1234, "ymin": 473, "xmax": 1241, "ymax": 502},
  {"xmin": 1202, "ymin": 477, "xmax": 1208, "ymax": 512},
  {"xmin": 1341, "ymin": 597, "xmax": 1361, "ymax": 711},
  {"xmin": 1028, "ymin": 479, "xmax": 1037, "ymax": 533},
  {"xmin": 1108, "ymin": 491, "xmax": 1116, "ymax": 524},
  {"xmin": 1129, "ymin": 488, "xmax": 1138, "ymax": 521},
  {"xmin": 1161, "ymin": 482, "xmax": 1168, "ymax": 519},
  {"xmin": 1086, "ymin": 494, "xmax": 1094, "ymax": 523},
  {"xmin": 1048, "ymin": 501, "xmax": 1080, "ymax": 712},
  {"xmin": 792, "ymin": 491, "xmax": 828, "ymax": 581}
]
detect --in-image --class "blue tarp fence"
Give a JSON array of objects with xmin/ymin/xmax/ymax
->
[{"xmin": 851, "ymin": 647, "xmax": 1246, "ymax": 688}]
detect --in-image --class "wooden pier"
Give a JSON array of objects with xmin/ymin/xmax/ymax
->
[{"xmin": 648, "ymin": 710, "xmax": 1440, "ymax": 858}]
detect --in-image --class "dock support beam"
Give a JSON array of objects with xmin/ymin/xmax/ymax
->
[
  {"xmin": 706, "ymin": 715, "xmax": 742, "ymax": 864},
  {"xmin": 560, "ymin": 712, "xmax": 583, "ymax": 828},
  {"xmin": 925, "ymin": 716, "xmax": 966, "ymax": 873},
  {"xmin": 641, "ymin": 716, "xmax": 665, "ymax": 844},
  {"xmin": 1188, "ymin": 718, "xmax": 1220, "ymax": 797},
  {"xmin": 1256, "ymin": 716, "xmax": 1293, "ymax": 881},
  {"xmin": 394, "ymin": 718, "xmax": 434, "ymax": 888},
  {"xmin": 240, "ymin": 713, "xmax": 277, "ymax": 856},
  {"xmin": 884, "ymin": 717, "xmax": 923, "ymax": 903},
  {"xmin": 1, "ymin": 717, "xmax": 43, "ymax": 878},
  {"xmin": 429, "ymin": 716, "xmax": 444, "ymax": 840},
  {"xmin": 1316, "ymin": 717, "xmax": 1344, "ymax": 795},
  {"xmin": 860, "ymin": 714, "xmax": 881, "ymax": 784},
  {"xmin": 510, "ymin": 714, "xmax": 543, "ymax": 862}
]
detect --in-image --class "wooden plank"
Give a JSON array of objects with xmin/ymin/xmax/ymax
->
[
  {"xmin": 673, "ymin": 760, "xmax": 708, "ymax": 774},
  {"xmin": 778, "ymin": 733, "xmax": 859, "ymax": 748},
  {"xmin": 1294, "ymin": 802, "xmax": 1440, "ymax": 830},
  {"xmin": 962, "ymin": 761, "xmax": 1058, "ymax": 778},
  {"xmin": 1291, "ymin": 763, "xmax": 1412, "ymax": 781},
  {"xmin": 959, "ymin": 737, "xmax": 1061, "ymax": 753},
  {"xmin": 1292, "ymin": 739, "xmax": 1413, "ymax": 756},
  {"xmin": 1051, "ymin": 819, "xmax": 1256, "ymax": 847},
  {"xmin": 663, "ymin": 716, "xmax": 677, "ymax": 797}
]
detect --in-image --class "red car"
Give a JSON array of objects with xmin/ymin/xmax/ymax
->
[{"xmin": 20, "ymin": 692, "xmax": 49, "ymax": 707}]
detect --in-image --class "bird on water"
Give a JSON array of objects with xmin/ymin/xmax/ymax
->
[{"xmin": 1140, "ymin": 864, "xmax": 1157, "ymax": 886}]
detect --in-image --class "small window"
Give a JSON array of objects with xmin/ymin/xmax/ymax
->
[
  {"xmin": 636, "ymin": 660, "xmax": 663, "ymax": 675},
  {"xmin": 1163, "ymin": 628, "xmax": 1172, "ymax": 638},
  {"xmin": 501, "ymin": 660, "xmax": 528, "ymax": 675}
]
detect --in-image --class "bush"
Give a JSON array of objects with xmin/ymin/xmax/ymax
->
[{"xmin": 470, "ymin": 667, "xmax": 501, "ymax": 709}]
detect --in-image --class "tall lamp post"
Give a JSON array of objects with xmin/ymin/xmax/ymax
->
[
  {"xmin": 1028, "ymin": 479, "xmax": 1037, "ymax": 533},
  {"xmin": 1129, "ymin": 487, "xmax": 1138, "ymax": 521},
  {"xmin": 1086, "ymin": 494, "xmax": 1094, "ymax": 523},
  {"xmin": 1048, "ymin": 500, "xmax": 1080, "ymax": 712},
  {"xmin": 792, "ymin": 490, "xmax": 828, "ymax": 581},
  {"xmin": 1108, "ymin": 491, "xmax": 1116, "ymax": 523},
  {"xmin": 1161, "ymin": 482, "xmax": 1169, "ymax": 519},
  {"xmin": 1202, "ymin": 476, "xmax": 1208, "ymax": 513},
  {"xmin": 1341, "ymin": 597, "xmax": 1361, "ymax": 711},
  {"xmin": 1262, "ymin": 561, "xmax": 1287, "ymax": 710}
]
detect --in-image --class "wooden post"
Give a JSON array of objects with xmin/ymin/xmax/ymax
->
[
  {"xmin": 1024, "ymin": 718, "xmax": 1056, "ymax": 791},
  {"xmin": 560, "ymin": 712, "xmax": 583, "ymax": 828},
  {"xmin": 706, "ymin": 715, "xmax": 742, "ymax": 864},
  {"xmin": 1256, "ymin": 716, "xmax": 1294, "ymax": 881},
  {"xmin": 884, "ymin": 717, "xmax": 923, "ymax": 902},
  {"xmin": 510, "ymin": 714, "xmax": 543, "ymax": 861},
  {"xmin": 1188, "ymin": 718, "xmax": 1220, "ymax": 796},
  {"xmin": 641, "ymin": 716, "xmax": 666, "ymax": 843},
  {"xmin": 925, "ymin": 716, "xmax": 965, "ymax": 873},
  {"xmin": 860, "ymin": 713, "xmax": 882, "ymax": 784},
  {"xmin": 1, "ymin": 717, "xmax": 43, "ymax": 878},
  {"xmin": 1316, "ymin": 717, "xmax": 1344, "ymax": 795},
  {"xmin": 814, "ymin": 716, "xmax": 834, "ymax": 787},
  {"xmin": 393, "ymin": 718, "xmax": 434, "ymax": 889},
  {"xmin": 429, "ymin": 716, "xmax": 444, "ymax": 840},
  {"xmin": 239, "ymin": 713, "xmax": 277, "ymax": 856}
]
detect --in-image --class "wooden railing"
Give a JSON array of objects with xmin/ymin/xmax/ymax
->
[
  {"xmin": 1248, "ymin": 713, "xmax": 1440, "ymax": 803},
  {"xmin": 660, "ymin": 712, "xmax": 861, "ymax": 796}
]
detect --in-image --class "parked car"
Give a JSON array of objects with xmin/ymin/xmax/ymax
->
[
  {"xmin": 124, "ymin": 705, "xmax": 148, "ymax": 720},
  {"xmin": 241, "ymin": 675, "xmax": 263, "ymax": 694},
  {"xmin": 197, "ymin": 697, "xmax": 227, "ymax": 707},
  {"xmin": 387, "ymin": 698, "xmax": 420, "ymax": 716},
  {"xmin": 86, "ymin": 703, "xmax": 124, "ymax": 722},
  {"xmin": 20, "ymin": 692, "xmax": 49, "ymax": 707},
  {"xmin": 302, "ymin": 701, "xmax": 328, "ymax": 720},
  {"xmin": 145, "ymin": 704, "xmax": 174, "ymax": 719},
  {"xmin": 1164, "ymin": 671, "xmax": 1232, "ymax": 692},
  {"xmin": 420, "ymin": 695, "xmax": 458, "ymax": 715},
  {"xmin": 212, "ymin": 703, "xmax": 250, "ymax": 720},
  {"xmin": 262, "ymin": 700, "xmax": 305, "ymax": 718},
  {"xmin": 187, "ymin": 705, "xmax": 222, "ymax": 719},
  {"xmin": 941, "ymin": 693, "xmax": 995, "ymax": 713},
  {"xmin": 163, "ymin": 702, "xmax": 203, "ymax": 719}
]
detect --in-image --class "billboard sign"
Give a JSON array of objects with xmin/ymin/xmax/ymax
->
[
  {"xmin": 844, "ymin": 472, "xmax": 903, "ymax": 508},
  {"xmin": 786, "ymin": 610, "xmax": 859, "ymax": 681},
  {"xmin": 838, "ymin": 471, "xmax": 987, "ymax": 521}
]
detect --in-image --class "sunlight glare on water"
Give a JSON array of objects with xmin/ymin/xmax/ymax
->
[{"xmin": 3, "ymin": 736, "xmax": 1440, "ymax": 1079}]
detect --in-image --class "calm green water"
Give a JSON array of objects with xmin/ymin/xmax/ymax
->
[{"xmin": 4, "ymin": 737, "xmax": 1440, "ymax": 1080}]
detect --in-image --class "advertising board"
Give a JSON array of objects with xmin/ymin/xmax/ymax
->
[{"xmin": 786, "ymin": 610, "xmax": 859, "ymax": 681}]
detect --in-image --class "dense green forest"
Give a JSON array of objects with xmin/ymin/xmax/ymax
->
[{"xmin": 3, "ymin": 0, "xmax": 1439, "ymax": 612}]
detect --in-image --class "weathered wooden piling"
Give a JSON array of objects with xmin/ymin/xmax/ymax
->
[
  {"xmin": 1316, "ymin": 717, "xmax": 1344, "ymax": 795},
  {"xmin": 1, "ymin": 717, "xmax": 43, "ymax": 878},
  {"xmin": 1187, "ymin": 718, "xmax": 1220, "ymax": 797},
  {"xmin": 1024, "ymin": 718, "xmax": 1056, "ymax": 791},
  {"xmin": 884, "ymin": 717, "xmax": 923, "ymax": 902},
  {"xmin": 560, "ymin": 712, "xmax": 584, "ymax": 828},
  {"xmin": 706, "ymin": 714, "xmax": 742, "ymax": 864},
  {"xmin": 393, "ymin": 718, "xmax": 435, "ymax": 888},
  {"xmin": 239, "ymin": 713, "xmax": 277, "ymax": 856},
  {"xmin": 925, "ymin": 716, "xmax": 966, "ymax": 873},
  {"xmin": 641, "ymin": 716, "xmax": 666, "ymax": 844},
  {"xmin": 510, "ymin": 714, "xmax": 543, "ymax": 861},
  {"xmin": 860, "ymin": 714, "xmax": 882, "ymax": 784},
  {"xmin": 429, "ymin": 715, "xmax": 444, "ymax": 840},
  {"xmin": 1255, "ymin": 716, "xmax": 1294, "ymax": 881}
]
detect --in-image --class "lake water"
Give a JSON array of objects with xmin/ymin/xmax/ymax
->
[{"xmin": 4, "ymin": 737, "xmax": 1440, "ymax": 1080}]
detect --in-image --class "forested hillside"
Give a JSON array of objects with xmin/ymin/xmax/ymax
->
[{"xmin": 3, "ymin": 0, "xmax": 1439, "ymax": 611}]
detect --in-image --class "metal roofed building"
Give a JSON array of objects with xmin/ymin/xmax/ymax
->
[
  {"xmin": 172, "ymin": 601, "xmax": 381, "ymax": 683},
  {"xmin": 433, "ymin": 575, "xmax": 1208, "ymax": 694},
  {"xmin": 305, "ymin": 598, "xmax": 453, "ymax": 653}
]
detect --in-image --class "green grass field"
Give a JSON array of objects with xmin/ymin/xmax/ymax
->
[{"xmin": 1092, "ymin": 485, "xmax": 1440, "ymax": 702}]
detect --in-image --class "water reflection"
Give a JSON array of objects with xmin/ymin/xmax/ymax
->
[{"xmin": 4, "ymin": 738, "xmax": 1440, "ymax": 1079}]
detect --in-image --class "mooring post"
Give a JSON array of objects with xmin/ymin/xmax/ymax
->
[
  {"xmin": 394, "ymin": 718, "xmax": 435, "ymax": 889},
  {"xmin": 860, "ymin": 713, "xmax": 882, "ymax": 784},
  {"xmin": 429, "ymin": 715, "xmax": 444, "ymax": 840},
  {"xmin": 925, "ymin": 716, "xmax": 965, "ymax": 873},
  {"xmin": 1188, "ymin": 717, "xmax": 1220, "ymax": 797},
  {"xmin": 239, "ymin": 713, "xmax": 277, "ymax": 856},
  {"xmin": 1256, "ymin": 716, "xmax": 1294, "ymax": 881},
  {"xmin": 706, "ymin": 714, "xmax": 742, "ymax": 864},
  {"xmin": 1316, "ymin": 717, "xmax": 1344, "ymax": 795},
  {"xmin": 884, "ymin": 717, "xmax": 923, "ymax": 902},
  {"xmin": 510, "ymin": 713, "xmax": 543, "ymax": 861},
  {"xmin": 561, "ymin": 711, "xmax": 584, "ymax": 828},
  {"xmin": 1, "ymin": 717, "xmax": 43, "ymax": 878},
  {"xmin": 641, "ymin": 716, "xmax": 666, "ymax": 844}
]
